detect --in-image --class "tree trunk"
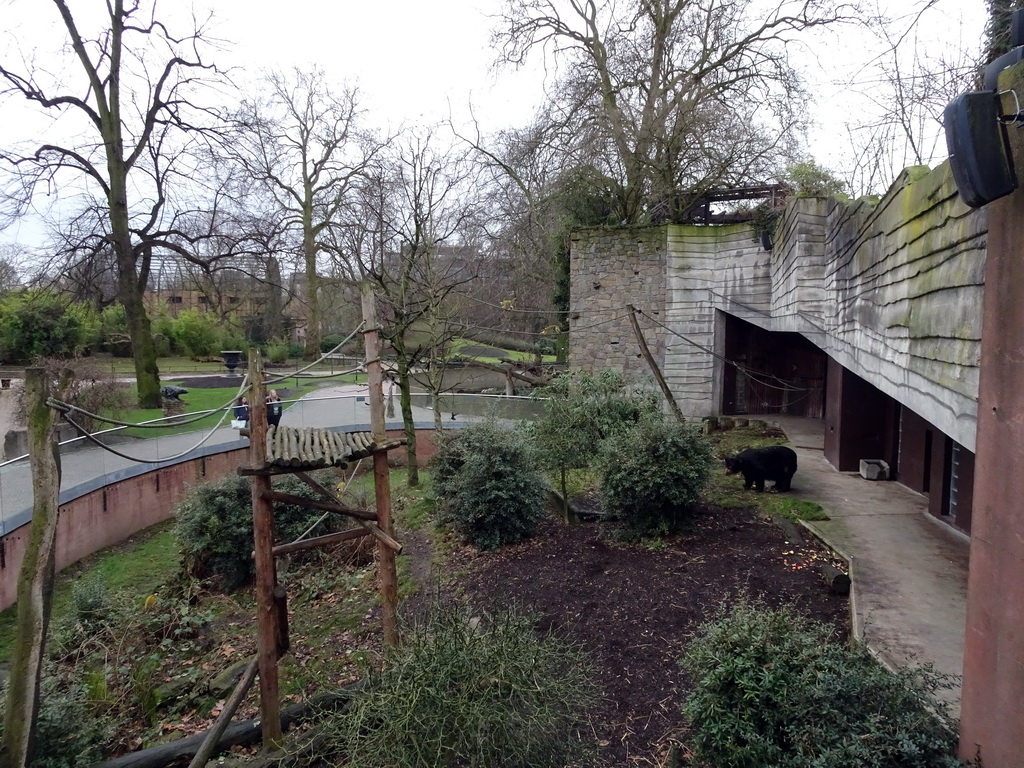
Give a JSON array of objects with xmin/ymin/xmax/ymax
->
[
  {"xmin": 302, "ymin": 204, "xmax": 321, "ymax": 359},
  {"xmin": 102, "ymin": 52, "xmax": 161, "ymax": 410},
  {"xmin": 120, "ymin": 270, "xmax": 162, "ymax": 409},
  {"xmin": 1, "ymin": 368, "xmax": 70, "ymax": 768},
  {"xmin": 264, "ymin": 256, "xmax": 284, "ymax": 340},
  {"xmin": 395, "ymin": 351, "xmax": 419, "ymax": 487},
  {"xmin": 109, "ymin": 197, "xmax": 160, "ymax": 409}
]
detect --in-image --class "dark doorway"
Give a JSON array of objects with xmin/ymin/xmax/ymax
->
[{"xmin": 721, "ymin": 313, "xmax": 827, "ymax": 418}]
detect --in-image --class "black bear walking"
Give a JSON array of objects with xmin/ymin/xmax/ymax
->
[{"xmin": 724, "ymin": 445, "xmax": 798, "ymax": 492}]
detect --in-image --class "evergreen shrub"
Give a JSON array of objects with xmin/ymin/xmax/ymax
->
[
  {"xmin": 431, "ymin": 421, "xmax": 547, "ymax": 550},
  {"xmin": 600, "ymin": 419, "xmax": 714, "ymax": 535},
  {"xmin": 175, "ymin": 473, "xmax": 339, "ymax": 590},
  {"xmin": 680, "ymin": 603, "xmax": 962, "ymax": 768},
  {"xmin": 330, "ymin": 603, "xmax": 598, "ymax": 768}
]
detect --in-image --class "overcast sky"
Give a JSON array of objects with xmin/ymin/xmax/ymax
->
[{"xmin": 0, "ymin": 0, "xmax": 987, "ymax": 249}]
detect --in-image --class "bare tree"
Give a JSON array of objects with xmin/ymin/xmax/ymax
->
[
  {"xmin": 493, "ymin": 0, "xmax": 852, "ymax": 224},
  {"xmin": 334, "ymin": 130, "xmax": 482, "ymax": 486},
  {"xmin": 0, "ymin": 0, "xmax": 230, "ymax": 407},
  {"xmin": 838, "ymin": 0, "xmax": 981, "ymax": 194},
  {"xmin": 227, "ymin": 67, "xmax": 380, "ymax": 358}
]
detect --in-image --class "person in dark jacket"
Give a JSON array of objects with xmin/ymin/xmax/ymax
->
[
  {"xmin": 266, "ymin": 390, "xmax": 283, "ymax": 427},
  {"xmin": 233, "ymin": 396, "xmax": 249, "ymax": 428}
]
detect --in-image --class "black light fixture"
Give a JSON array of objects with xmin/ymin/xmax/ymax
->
[
  {"xmin": 943, "ymin": 8, "xmax": 1024, "ymax": 209},
  {"xmin": 943, "ymin": 91, "xmax": 1017, "ymax": 208}
]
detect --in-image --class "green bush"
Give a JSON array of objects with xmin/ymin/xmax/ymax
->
[
  {"xmin": 171, "ymin": 309, "xmax": 221, "ymax": 358},
  {"xmin": 431, "ymin": 421, "xmax": 548, "ymax": 550},
  {"xmin": 328, "ymin": 603, "xmax": 598, "ymax": 768},
  {"xmin": 680, "ymin": 603, "xmax": 961, "ymax": 768},
  {"xmin": 533, "ymin": 369, "xmax": 661, "ymax": 521},
  {"xmin": 175, "ymin": 474, "xmax": 339, "ymax": 590},
  {"xmin": 600, "ymin": 419, "xmax": 714, "ymax": 535},
  {"xmin": 0, "ymin": 289, "xmax": 100, "ymax": 362},
  {"xmin": 0, "ymin": 676, "xmax": 114, "ymax": 768},
  {"xmin": 266, "ymin": 338, "xmax": 291, "ymax": 364}
]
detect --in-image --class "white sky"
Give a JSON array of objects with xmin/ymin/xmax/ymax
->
[{"xmin": 0, "ymin": 0, "xmax": 989, "ymax": 250}]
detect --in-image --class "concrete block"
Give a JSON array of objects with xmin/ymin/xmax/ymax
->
[{"xmin": 859, "ymin": 459, "xmax": 890, "ymax": 481}]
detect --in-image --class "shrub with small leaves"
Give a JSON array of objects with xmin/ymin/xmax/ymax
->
[
  {"xmin": 600, "ymin": 419, "xmax": 714, "ymax": 535},
  {"xmin": 0, "ymin": 675, "xmax": 114, "ymax": 768},
  {"xmin": 175, "ymin": 473, "xmax": 340, "ymax": 590},
  {"xmin": 326, "ymin": 603, "xmax": 598, "ymax": 768},
  {"xmin": 431, "ymin": 421, "xmax": 548, "ymax": 550},
  {"xmin": 680, "ymin": 602, "xmax": 962, "ymax": 768}
]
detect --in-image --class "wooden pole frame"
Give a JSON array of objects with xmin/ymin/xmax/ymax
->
[
  {"xmin": 247, "ymin": 350, "xmax": 283, "ymax": 747},
  {"xmin": 361, "ymin": 283, "xmax": 400, "ymax": 647},
  {"xmin": 627, "ymin": 304, "xmax": 685, "ymax": 422}
]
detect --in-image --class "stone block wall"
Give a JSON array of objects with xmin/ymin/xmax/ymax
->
[{"xmin": 569, "ymin": 226, "xmax": 668, "ymax": 377}]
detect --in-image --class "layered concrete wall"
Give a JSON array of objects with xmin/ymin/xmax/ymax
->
[
  {"xmin": 818, "ymin": 165, "xmax": 986, "ymax": 451},
  {"xmin": 569, "ymin": 163, "xmax": 986, "ymax": 449}
]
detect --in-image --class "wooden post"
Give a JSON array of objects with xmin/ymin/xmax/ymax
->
[
  {"xmin": 361, "ymin": 283, "xmax": 400, "ymax": 647},
  {"xmin": 627, "ymin": 305, "xmax": 685, "ymax": 422},
  {"xmin": 1, "ymin": 367, "xmax": 70, "ymax": 768},
  {"xmin": 247, "ymin": 350, "xmax": 282, "ymax": 747}
]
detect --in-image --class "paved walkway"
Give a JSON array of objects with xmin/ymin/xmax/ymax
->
[
  {"xmin": 0, "ymin": 385, "xmax": 444, "ymax": 533},
  {"xmin": 772, "ymin": 416, "xmax": 970, "ymax": 716}
]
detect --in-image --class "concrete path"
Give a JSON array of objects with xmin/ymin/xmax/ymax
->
[
  {"xmin": 772, "ymin": 416, "xmax": 970, "ymax": 716},
  {"xmin": 0, "ymin": 386, "xmax": 447, "ymax": 533}
]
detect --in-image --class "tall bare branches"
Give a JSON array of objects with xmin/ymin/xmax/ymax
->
[
  {"xmin": 0, "ymin": 0, "xmax": 228, "ymax": 406},
  {"xmin": 226, "ymin": 68, "xmax": 381, "ymax": 358},
  {"xmin": 493, "ymin": 0, "xmax": 854, "ymax": 223}
]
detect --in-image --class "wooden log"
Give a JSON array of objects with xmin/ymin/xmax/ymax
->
[
  {"xmin": 822, "ymin": 562, "xmax": 852, "ymax": 595},
  {"xmin": 272, "ymin": 527, "xmax": 370, "ymax": 557},
  {"xmin": 274, "ymin": 585, "xmax": 289, "ymax": 655},
  {"xmin": 260, "ymin": 490, "xmax": 377, "ymax": 521},
  {"xmin": 330, "ymin": 431, "xmax": 345, "ymax": 462},
  {"xmin": 293, "ymin": 471, "xmax": 340, "ymax": 503},
  {"xmin": 773, "ymin": 515, "xmax": 805, "ymax": 545},
  {"xmin": 265, "ymin": 425, "xmax": 275, "ymax": 462},
  {"xmin": 90, "ymin": 686, "xmax": 360, "ymax": 768},
  {"xmin": 247, "ymin": 350, "xmax": 282, "ymax": 746},
  {"xmin": 354, "ymin": 520, "xmax": 403, "ymax": 553},
  {"xmin": 284, "ymin": 427, "xmax": 295, "ymax": 465},
  {"xmin": 185, "ymin": 657, "xmax": 258, "ymax": 768}
]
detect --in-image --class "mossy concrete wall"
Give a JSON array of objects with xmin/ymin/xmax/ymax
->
[{"xmin": 569, "ymin": 162, "xmax": 985, "ymax": 450}]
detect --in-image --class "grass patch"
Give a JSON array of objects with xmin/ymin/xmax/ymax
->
[
  {"xmin": 706, "ymin": 472, "xmax": 828, "ymax": 521},
  {"xmin": 112, "ymin": 384, "xmax": 245, "ymax": 438},
  {"xmin": 449, "ymin": 337, "xmax": 556, "ymax": 365},
  {"xmin": 0, "ymin": 521, "xmax": 180, "ymax": 661},
  {"xmin": 708, "ymin": 422, "xmax": 787, "ymax": 457}
]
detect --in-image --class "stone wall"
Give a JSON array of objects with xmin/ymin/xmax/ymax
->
[
  {"xmin": 569, "ymin": 227, "xmax": 667, "ymax": 377},
  {"xmin": 569, "ymin": 161, "xmax": 987, "ymax": 447}
]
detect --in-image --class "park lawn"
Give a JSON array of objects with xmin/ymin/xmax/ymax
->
[
  {"xmin": 104, "ymin": 356, "xmax": 238, "ymax": 375},
  {"xmin": 449, "ymin": 338, "xmax": 556, "ymax": 365},
  {"xmin": 110, "ymin": 384, "xmax": 246, "ymax": 438}
]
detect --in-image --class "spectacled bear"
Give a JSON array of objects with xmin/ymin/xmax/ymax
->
[{"xmin": 724, "ymin": 445, "xmax": 797, "ymax": 492}]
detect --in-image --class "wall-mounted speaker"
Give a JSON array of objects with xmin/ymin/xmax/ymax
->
[{"xmin": 943, "ymin": 91, "xmax": 1017, "ymax": 208}]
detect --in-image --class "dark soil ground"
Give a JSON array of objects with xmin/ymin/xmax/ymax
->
[{"xmin": 452, "ymin": 505, "xmax": 850, "ymax": 766}]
